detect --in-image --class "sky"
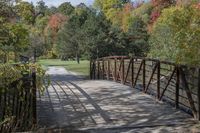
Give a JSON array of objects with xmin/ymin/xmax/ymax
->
[{"xmin": 23, "ymin": 0, "xmax": 94, "ymax": 7}]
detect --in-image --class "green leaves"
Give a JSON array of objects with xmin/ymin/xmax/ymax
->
[
  {"xmin": 58, "ymin": 2, "xmax": 74, "ymax": 16},
  {"xmin": 149, "ymin": 5, "xmax": 200, "ymax": 66},
  {"xmin": 16, "ymin": 1, "xmax": 35, "ymax": 25}
]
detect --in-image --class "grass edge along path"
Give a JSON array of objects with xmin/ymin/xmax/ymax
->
[{"xmin": 37, "ymin": 59, "xmax": 90, "ymax": 77}]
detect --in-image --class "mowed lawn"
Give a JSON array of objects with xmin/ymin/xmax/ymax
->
[{"xmin": 38, "ymin": 59, "xmax": 90, "ymax": 76}]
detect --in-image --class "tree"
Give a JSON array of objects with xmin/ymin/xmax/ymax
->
[
  {"xmin": 16, "ymin": 1, "xmax": 48, "ymax": 25},
  {"xmin": 58, "ymin": 2, "xmax": 74, "ymax": 16},
  {"xmin": 24, "ymin": 28, "xmax": 48, "ymax": 58},
  {"xmin": 127, "ymin": 16, "xmax": 149, "ymax": 56},
  {"xmin": 94, "ymin": 0, "xmax": 128, "ymax": 26},
  {"xmin": 9, "ymin": 23, "xmax": 29, "ymax": 61},
  {"xmin": 80, "ymin": 12, "xmax": 111, "ymax": 59},
  {"xmin": 45, "ymin": 6, "xmax": 58, "ymax": 15},
  {"xmin": 16, "ymin": 1, "xmax": 35, "ymax": 24},
  {"xmin": 121, "ymin": 3, "xmax": 134, "ymax": 32},
  {"xmin": 150, "ymin": 0, "xmax": 175, "ymax": 24},
  {"xmin": 36, "ymin": 0, "xmax": 47, "ymax": 16},
  {"xmin": 45, "ymin": 13, "xmax": 67, "ymax": 55},
  {"xmin": 56, "ymin": 6, "xmax": 97, "ymax": 62},
  {"xmin": 0, "ymin": 0, "xmax": 15, "ymax": 23},
  {"xmin": 149, "ymin": 5, "xmax": 200, "ymax": 66},
  {"xmin": 56, "ymin": 14, "xmax": 84, "ymax": 63},
  {"xmin": 0, "ymin": 23, "xmax": 29, "ymax": 62}
]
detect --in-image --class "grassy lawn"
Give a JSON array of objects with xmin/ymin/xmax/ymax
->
[{"xmin": 37, "ymin": 59, "xmax": 90, "ymax": 76}]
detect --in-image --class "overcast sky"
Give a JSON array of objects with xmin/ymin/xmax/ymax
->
[{"xmin": 23, "ymin": 0, "xmax": 94, "ymax": 7}]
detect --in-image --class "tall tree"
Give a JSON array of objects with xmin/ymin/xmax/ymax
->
[
  {"xmin": 94, "ymin": 0, "xmax": 129, "ymax": 26},
  {"xmin": 16, "ymin": 1, "xmax": 35, "ymax": 24},
  {"xmin": 127, "ymin": 16, "xmax": 149, "ymax": 56},
  {"xmin": 58, "ymin": 2, "xmax": 74, "ymax": 16},
  {"xmin": 57, "ymin": 6, "xmax": 92, "ymax": 62},
  {"xmin": 36, "ymin": 0, "xmax": 47, "ymax": 16},
  {"xmin": 149, "ymin": 5, "xmax": 200, "ymax": 65}
]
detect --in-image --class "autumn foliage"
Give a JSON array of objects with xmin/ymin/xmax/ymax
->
[
  {"xmin": 48, "ymin": 13, "xmax": 67, "ymax": 32},
  {"xmin": 46, "ymin": 13, "xmax": 67, "ymax": 44}
]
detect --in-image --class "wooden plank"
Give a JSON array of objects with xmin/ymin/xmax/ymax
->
[{"xmin": 180, "ymin": 67, "xmax": 197, "ymax": 119}]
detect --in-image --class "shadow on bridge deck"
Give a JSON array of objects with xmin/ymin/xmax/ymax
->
[{"xmin": 37, "ymin": 67, "xmax": 199, "ymax": 133}]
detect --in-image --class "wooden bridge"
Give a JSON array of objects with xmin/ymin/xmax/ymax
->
[
  {"xmin": 36, "ymin": 56, "xmax": 200, "ymax": 132},
  {"xmin": 1, "ymin": 56, "xmax": 200, "ymax": 132}
]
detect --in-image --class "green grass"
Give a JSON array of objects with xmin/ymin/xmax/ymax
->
[{"xmin": 37, "ymin": 59, "xmax": 90, "ymax": 76}]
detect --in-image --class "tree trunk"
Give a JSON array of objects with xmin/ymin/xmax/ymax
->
[
  {"xmin": 76, "ymin": 52, "xmax": 80, "ymax": 64},
  {"xmin": 14, "ymin": 52, "xmax": 19, "ymax": 63},
  {"xmin": 4, "ymin": 52, "xmax": 8, "ymax": 63}
]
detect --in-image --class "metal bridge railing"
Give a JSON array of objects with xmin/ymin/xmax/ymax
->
[{"xmin": 90, "ymin": 56, "xmax": 200, "ymax": 121}]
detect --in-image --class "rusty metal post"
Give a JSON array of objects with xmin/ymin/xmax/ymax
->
[
  {"xmin": 122, "ymin": 58, "xmax": 125, "ymax": 84},
  {"xmin": 143, "ymin": 60, "xmax": 146, "ymax": 92},
  {"xmin": 93, "ymin": 61, "xmax": 96, "ymax": 80},
  {"xmin": 102, "ymin": 60, "xmax": 105, "ymax": 80},
  {"xmin": 131, "ymin": 58, "xmax": 134, "ymax": 87},
  {"xmin": 175, "ymin": 65, "xmax": 180, "ymax": 109},
  {"xmin": 32, "ymin": 70, "xmax": 37, "ymax": 125},
  {"xmin": 180, "ymin": 68, "xmax": 197, "ymax": 119},
  {"xmin": 97, "ymin": 60, "xmax": 100, "ymax": 79},
  {"xmin": 157, "ymin": 61, "xmax": 160, "ymax": 99},
  {"xmin": 107, "ymin": 59, "xmax": 110, "ymax": 80},
  {"xmin": 114, "ymin": 58, "xmax": 117, "ymax": 81},
  {"xmin": 90, "ymin": 60, "xmax": 92, "ymax": 79},
  {"xmin": 198, "ymin": 68, "xmax": 200, "ymax": 120}
]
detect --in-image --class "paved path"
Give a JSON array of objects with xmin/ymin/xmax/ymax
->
[{"xmin": 37, "ymin": 67, "xmax": 199, "ymax": 133}]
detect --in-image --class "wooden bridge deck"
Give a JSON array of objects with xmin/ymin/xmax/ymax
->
[{"xmin": 37, "ymin": 67, "xmax": 199, "ymax": 133}]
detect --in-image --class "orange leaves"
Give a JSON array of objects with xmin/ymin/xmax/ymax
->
[
  {"xmin": 194, "ymin": 2, "xmax": 200, "ymax": 9},
  {"xmin": 123, "ymin": 3, "xmax": 134, "ymax": 13},
  {"xmin": 151, "ymin": 0, "xmax": 174, "ymax": 7},
  {"xmin": 120, "ymin": 3, "xmax": 134, "ymax": 32},
  {"xmin": 48, "ymin": 13, "xmax": 67, "ymax": 32},
  {"xmin": 46, "ymin": 13, "xmax": 68, "ymax": 44}
]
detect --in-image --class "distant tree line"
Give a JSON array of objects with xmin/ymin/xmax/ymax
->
[{"xmin": 0, "ymin": 0, "xmax": 200, "ymax": 66}]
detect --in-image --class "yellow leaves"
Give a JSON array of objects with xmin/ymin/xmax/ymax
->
[{"xmin": 151, "ymin": 4, "xmax": 200, "ymax": 66}]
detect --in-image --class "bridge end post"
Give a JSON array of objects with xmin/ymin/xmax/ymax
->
[
  {"xmin": 97, "ymin": 60, "xmax": 100, "ymax": 79},
  {"xmin": 175, "ymin": 65, "xmax": 180, "ymax": 109},
  {"xmin": 131, "ymin": 58, "xmax": 134, "ymax": 87},
  {"xmin": 32, "ymin": 70, "xmax": 37, "ymax": 125},
  {"xmin": 198, "ymin": 68, "xmax": 200, "ymax": 121},
  {"xmin": 122, "ymin": 58, "xmax": 125, "ymax": 84},
  {"xmin": 143, "ymin": 60, "xmax": 146, "ymax": 92},
  {"xmin": 157, "ymin": 61, "xmax": 160, "ymax": 100}
]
